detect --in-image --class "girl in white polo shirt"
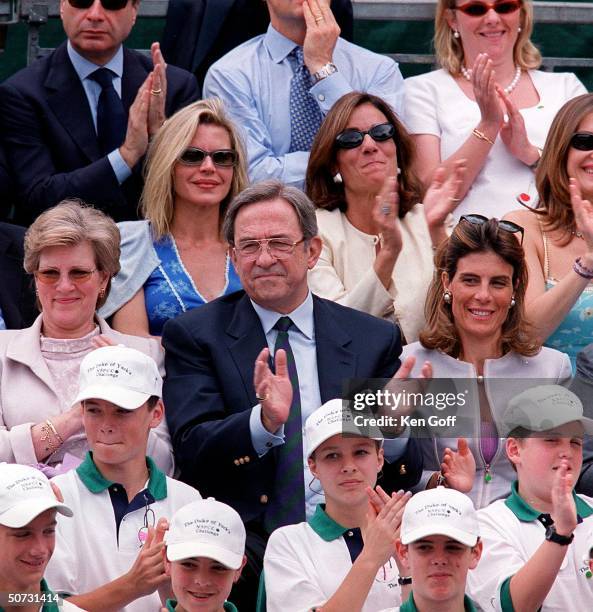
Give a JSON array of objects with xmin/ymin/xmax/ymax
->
[{"xmin": 263, "ymin": 398, "xmax": 412, "ymax": 612}]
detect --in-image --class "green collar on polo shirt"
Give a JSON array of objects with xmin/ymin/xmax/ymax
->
[
  {"xmin": 76, "ymin": 452, "xmax": 167, "ymax": 500},
  {"xmin": 400, "ymin": 593, "xmax": 478, "ymax": 612},
  {"xmin": 308, "ymin": 504, "xmax": 348, "ymax": 541},
  {"xmin": 505, "ymin": 480, "xmax": 593, "ymax": 521},
  {"xmin": 165, "ymin": 599, "xmax": 238, "ymax": 612}
]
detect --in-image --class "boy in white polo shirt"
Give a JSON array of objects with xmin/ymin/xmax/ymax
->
[
  {"xmin": 164, "ymin": 498, "xmax": 246, "ymax": 612},
  {"xmin": 466, "ymin": 385, "xmax": 593, "ymax": 611},
  {"xmin": 0, "ymin": 463, "xmax": 83, "ymax": 612},
  {"xmin": 385, "ymin": 487, "xmax": 482, "ymax": 612},
  {"xmin": 44, "ymin": 346, "xmax": 201, "ymax": 612}
]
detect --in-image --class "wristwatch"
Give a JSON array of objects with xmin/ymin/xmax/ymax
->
[
  {"xmin": 545, "ymin": 525, "xmax": 574, "ymax": 545},
  {"xmin": 312, "ymin": 62, "xmax": 338, "ymax": 84}
]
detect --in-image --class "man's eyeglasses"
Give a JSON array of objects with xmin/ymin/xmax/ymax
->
[
  {"xmin": 68, "ymin": 0, "xmax": 130, "ymax": 11},
  {"xmin": 234, "ymin": 238, "xmax": 305, "ymax": 260},
  {"xmin": 570, "ymin": 132, "xmax": 593, "ymax": 151},
  {"xmin": 460, "ymin": 214, "xmax": 524, "ymax": 244},
  {"xmin": 178, "ymin": 147, "xmax": 238, "ymax": 167},
  {"xmin": 35, "ymin": 268, "xmax": 98, "ymax": 285},
  {"xmin": 455, "ymin": 0, "xmax": 521, "ymax": 18},
  {"xmin": 335, "ymin": 123, "xmax": 395, "ymax": 149}
]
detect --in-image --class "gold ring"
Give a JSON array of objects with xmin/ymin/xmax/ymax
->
[
  {"xmin": 151, "ymin": 88, "xmax": 162, "ymax": 95},
  {"xmin": 315, "ymin": 16, "xmax": 323, "ymax": 22},
  {"xmin": 256, "ymin": 394, "xmax": 268, "ymax": 402},
  {"xmin": 450, "ymin": 197, "xmax": 462, "ymax": 202}
]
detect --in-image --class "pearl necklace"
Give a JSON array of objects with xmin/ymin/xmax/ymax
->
[{"xmin": 460, "ymin": 65, "xmax": 522, "ymax": 95}]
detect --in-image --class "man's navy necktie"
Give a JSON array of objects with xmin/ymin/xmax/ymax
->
[
  {"xmin": 288, "ymin": 47, "xmax": 323, "ymax": 153},
  {"xmin": 264, "ymin": 316, "xmax": 306, "ymax": 531},
  {"xmin": 88, "ymin": 67, "xmax": 127, "ymax": 155}
]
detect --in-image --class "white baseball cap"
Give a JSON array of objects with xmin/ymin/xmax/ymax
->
[
  {"xmin": 400, "ymin": 487, "xmax": 479, "ymax": 547},
  {"xmin": 304, "ymin": 398, "xmax": 383, "ymax": 459},
  {"xmin": 502, "ymin": 384, "xmax": 593, "ymax": 436},
  {"xmin": 165, "ymin": 498, "xmax": 246, "ymax": 569},
  {"xmin": 0, "ymin": 463, "xmax": 73, "ymax": 528},
  {"xmin": 74, "ymin": 345, "xmax": 162, "ymax": 410}
]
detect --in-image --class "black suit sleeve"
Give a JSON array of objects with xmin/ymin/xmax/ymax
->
[
  {"xmin": 162, "ymin": 314, "xmax": 275, "ymax": 521},
  {"xmin": 0, "ymin": 82, "xmax": 125, "ymax": 221}
]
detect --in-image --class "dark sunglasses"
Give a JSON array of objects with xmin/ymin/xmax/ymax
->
[
  {"xmin": 570, "ymin": 132, "xmax": 593, "ymax": 151},
  {"xmin": 460, "ymin": 213, "xmax": 524, "ymax": 244},
  {"xmin": 455, "ymin": 0, "xmax": 521, "ymax": 17},
  {"xmin": 178, "ymin": 147, "xmax": 238, "ymax": 167},
  {"xmin": 68, "ymin": 0, "xmax": 129, "ymax": 10},
  {"xmin": 335, "ymin": 122, "xmax": 395, "ymax": 149}
]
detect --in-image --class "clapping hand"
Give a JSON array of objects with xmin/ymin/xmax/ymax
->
[
  {"xmin": 440, "ymin": 437, "xmax": 476, "ymax": 493},
  {"xmin": 569, "ymin": 178, "xmax": 593, "ymax": 251},
  {"xmin": 372, "ymin": 175, "xmax": 403, "ymax": 256},
  {"xmin": 423, "ymin": 160, "xmax": 466, "ymax": 226},
  {"xmin": 253, "ymin": 347, "xmax": 293, "ymax": 434}
]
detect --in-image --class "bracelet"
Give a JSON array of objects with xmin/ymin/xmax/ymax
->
[
  {"xmin": 39, "ymin": 422, "xmax": 60, "ymax": 455},
  {"xmin": 529, "ymin": 147, "xmax": 543, "ymax": 170},
  {"xmin": 472, "ymin": 128, "xmax": 495, "ymax": 146},
  {"xmin": 573, "ymin": 257, "xmax": 593, "ymax": 280},
  {"xmin": 45, "ymin": 419, "xmax": 64, "ymax": 445},
  {"xmin": 398, "ymin": 576, "xmax": 413, "ymax": 586}
]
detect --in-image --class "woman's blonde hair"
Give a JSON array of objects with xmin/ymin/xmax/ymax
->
[
  {"xmin": 434, "ymin": 0, "xmax": 541, "ymax": 75},
  {"xmin": 24, "ymin": 199, "xmax": 120, "ymax": 309},
  {"xmin": 140, "ymin": 98, "xmax": 249, "ymax": 239}
]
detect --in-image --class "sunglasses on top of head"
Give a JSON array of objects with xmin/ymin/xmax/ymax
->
[
  {"xmin": 570, "ymin": 132, "xmax": 593, "ymax": 152},
  {"xmin": 455, "ymin": 0, "xmax": 522, "ymax": 18},
  {"xmin": 67, "ymin": 0, "xmax": 130, "ymax": 10},
  {"xmin": 335, "ymin": 122, "xmax": 395, "ymax": 150},
  {"xmin": 178, "ymin": 147, "xmax": 238, "ymax": 167},
  {"xmin": 460, "ymin": 213, "xmax": 524, "ymax": 244}
]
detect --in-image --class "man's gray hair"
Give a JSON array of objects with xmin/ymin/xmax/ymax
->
[{"xmin": 222, "ymin": 179, "xmax": 318, "ymax": 244}]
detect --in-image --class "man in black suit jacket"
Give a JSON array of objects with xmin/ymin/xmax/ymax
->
[
  {"xmin": 163, "ymin": 178, "xmax": 421, "ymax": 511},
  {"xmin": 0, "ymin": 223, "xmax": 38, "ymax": 329},
  {"xmin": 163, "ymin": 179, "xmax": 420, "ymax": 607},
  {"xmin": 161, "ymin": 0, "xmax": 353, "ymax": 92},
  {"xmin": 0, "ymin": 0, "xmax": 198, "ymax": 225}
]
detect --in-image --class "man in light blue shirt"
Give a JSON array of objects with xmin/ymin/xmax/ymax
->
[{"xmin": 203, "ymin": 0, "xmax": 404, "ymax": 188}]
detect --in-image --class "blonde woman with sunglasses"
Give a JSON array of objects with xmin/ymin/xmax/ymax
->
[
  {"xmin": 0, "ymin": 200, "xmax": 171, "ymax": 473},
  {"xmin": 100, "ymin": 99, "xmax": 249, "ymax": 337},
  {"xmin": 404, "ymin": 0, "xmax": 585, "ymax": 221}
]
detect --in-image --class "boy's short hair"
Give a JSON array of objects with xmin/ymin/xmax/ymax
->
[
  {"xmin": 165, "ymin": 498, "xmax": 246, "ymax": 569},
  {"xmin": 0, "ymin": 464, "xmax": 72, "ymax": 528},
  {"xmin": 400, "ymin": 487, "xmax": 479, "ymax": 547},
  {"xmin": 74, "ymin": 346, "xmax": 162, "ymax": 410}
]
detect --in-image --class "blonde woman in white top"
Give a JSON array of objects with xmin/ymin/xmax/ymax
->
[{"xmin": 306, "ymin": 91, "xmax": 463, "ymax": 342}]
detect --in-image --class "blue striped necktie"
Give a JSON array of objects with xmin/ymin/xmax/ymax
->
[
  {"xmin": 288, "ymin": 47, "xmax": 323, "ymax": 152},
  {"xmin": 264, "ymin": 316, "xmax": 306, "ymax": 531}
]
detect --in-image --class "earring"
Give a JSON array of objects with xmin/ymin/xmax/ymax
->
[
  {"xmin": 443, "ymin": 290, "xmax": 452, "ymax": 304},
  {"xmin": 453, "ymin": 30, "xmax": 460, "ymax": 39},
  {"xmin": 99, "ymin": 288, "xmax": 106, "ymax": 298},
  {"xmin": 333, "ymin": 172, "xmax": 343, "ymax": 184},
  {"xmin": 517, "ymin": 26, "xmax": 522, "ymax": 33},
  {"xmin": 397, "ymin": 167, "xmax": 402, "ymax": 175},
  {"xmin": 308, "ymin": 476, "xmax": 323, "ymax": 495},
  {"xmin": 510, "ymin": 295, "xmax": 516, "ymax": 307}
]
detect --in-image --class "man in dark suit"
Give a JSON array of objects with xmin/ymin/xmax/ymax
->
[
  {"xmin": 161, "ymin": 0, "xmax": 353, "ymax": 92},
  {"xmin": 0, "ymin": 0, "xmax": 198, "ymax": 225},
  {"xmin": 162, "ymin": 179, "xmax": 421, "ymax": 605},
  {"xmin": 0, "ymin": 223, "xmax": 38, "ymax": 329}
]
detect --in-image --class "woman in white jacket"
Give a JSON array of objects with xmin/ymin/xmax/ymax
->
[{"xmin": 403, "ymin": 215, "xmax": 572, "ymax": 508}]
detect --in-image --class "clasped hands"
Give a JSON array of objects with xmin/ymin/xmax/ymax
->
[{"xmin": 120, "ymin": 42, "xmax": 168, "ymax": 169}]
